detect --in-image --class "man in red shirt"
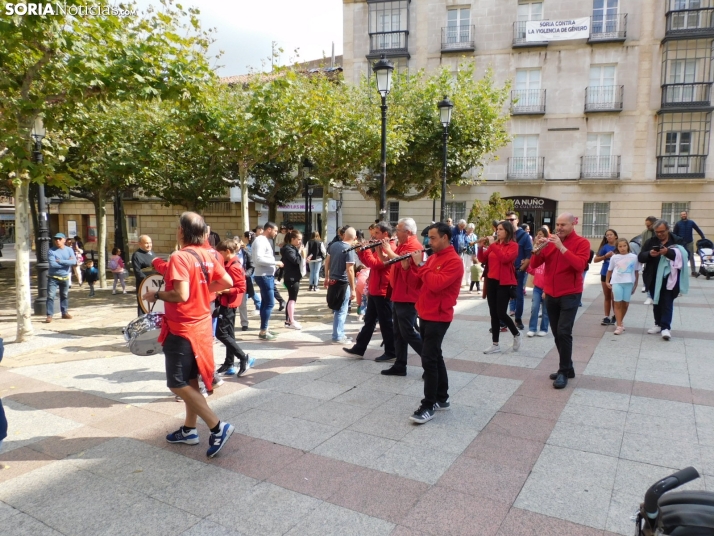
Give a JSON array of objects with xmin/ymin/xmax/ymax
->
[
  {"xmin": 379, "ymin": 217, "xmax": 424, "ymax": 376},
  {"xmin": 143, "ymin": 212, "xmax": 235, "ymax": 458},
  {"xmin": 404, "ymin": 222, "xmax": 463, "ymax": 424},
  {"xmin": 530, "ymin": 213, "xmax": 591, "ymax": 389},
  {"xmin": 343, "ymin": 222, "xmax": 396, "ymax": 361}
]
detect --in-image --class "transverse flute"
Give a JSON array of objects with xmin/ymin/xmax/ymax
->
[{"xmin": 384, "ymin": 248, "xmax": 432, "ymax": 266}]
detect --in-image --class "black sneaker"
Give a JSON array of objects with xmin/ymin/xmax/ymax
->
[
  {"xmin": 610, "ymin": 316, "xmax": 616, "ymax": 325},
  {"xmin": 515, "ymin": 321, "xmax": 525, "ymax": 331},
  {"xmin": 434, "ymin": 400, "xmax": 451, "ymax": 411},
  {"xmin": 601, "ymin": 317, "xmax": 612, "ymax": 326},
  {"xmin": 241, "ymin": 326, "xmax": 249, "ymax": 332},
  {"xmin": 410, "ymin": 405, "xmax": 435, "ymax": 424},
  {"xmin": 374, "ymin": 354, "xmax": 396, "ymax": 362},
  {"xmin": 216, "ymin": 363, "xmax": 232, "ymax": 375},
  {"xmin": 553, "ymin": 374, "xmax": 568, "ymax": 389},
  {"xmin": 381, "ymin": 366, "xmax": 407, "ymax": 377},
  {"xmin": 549, "ymin": 370, "xmax": 576, "ymax": 380},
  {"xmin": 343, "ymin": 346, "xmax": 364, "ymax": 357},
  {"xmin": 278, "ymin": 301, "xmax": 285, "ymax": 312}
]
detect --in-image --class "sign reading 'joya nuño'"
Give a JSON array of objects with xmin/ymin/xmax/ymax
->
[{"xmin": 525, "ymin": 18, "xmax": 591, "ymax": 42}]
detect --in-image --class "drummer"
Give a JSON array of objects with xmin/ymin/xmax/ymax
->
[{"xmin": 132, "ymin": 235, "xmax": 156, "ymax": 316}]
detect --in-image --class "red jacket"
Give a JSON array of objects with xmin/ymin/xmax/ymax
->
[
  {"xmin": 389, "ymin": 235, "xmax": 423, "ymax": 303},
  {"xmin": 530, "ymin": 230, "xmax": 591, "ymax": 297},
  {"xmin": 477, "ymin": 241, "xmax": 518, "ymax": 286},
  {"xmin": 411, "ymin": 246, "xmax": 463, "ymax": 322},
  {"xmin": 220, "ymin": 257, "xmax": 246, "ymax": 308},
  {"xmin": 358, "ymin": 248, "xmax": 390, "ymax": 297}
]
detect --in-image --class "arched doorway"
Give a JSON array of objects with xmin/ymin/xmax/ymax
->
[{"xmin": 502, "ymin": 196, "xmax": 558, "ymax": 236}]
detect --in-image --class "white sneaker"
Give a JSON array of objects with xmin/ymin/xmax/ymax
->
[
  {"xmin": 483, "ymin": 344, "xmax": 501, "ymax": 354},
  {"xmin": 644, "ymin": 297, "xmax": 652, "ymax": 305},
  {"xmin": 512, "ymin": 334, "xmax": 521, "ymax": 352},
  {"xmin": 537, "ymin": 331, "xmax": 548, "ymax": 337},
  {"xmin": 112, "ymin": 290, "xmax": 117, "ymax": 295},
  {"xmin": 647, "ymin": 326, "xmax": 662, "ymax": 334},
  {"xmin": 641, "ymin": 286, "xmax": 646, "ymax": 293},
  {"xmin": 661, "ymin": 329, "xmax": 671, "ymax": 341},
  {"xmin": 285, "ymin": 321, "xmax": 302, "ymax": 330},
  {"xmin": 526, "ymin": 331, "xmax": 535, "ymax": 337}
]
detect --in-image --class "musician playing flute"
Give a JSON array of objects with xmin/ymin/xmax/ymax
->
[
  {"xmin": 401, "ymin": 222, "xmax": 463, "ymax": 424},
  {"xmin": 343, "ymin": 222, "xmax": 396, "ymax": 361},
  {"xmin": 530, "ymin": 213, "xmax": 591, "ymax": 390},
  {"xmin": 379, "ymin": 217, "xmax": 424, "ymax": 377}
]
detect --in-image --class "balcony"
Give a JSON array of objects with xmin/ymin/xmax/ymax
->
[
  {"xmin": 665, "ymin": 8, "xmax": 714, "ymax": 40},
  {"xmin": 507, "ymin": 157, "xmax": 545, "ymax": 180},
  {"xmin": 656, "ymin": 155, "xmax": 707, "ymax": 178},
  {"xmin": 661, "ymin": 83, "xmax": 713, "ymax": 110},
  {"xmin": 580, "ymin": 156, "xmax": 621, "ymax": 179},
  {"xmin": 441, "ymin": 25, "xmax": 475, "ymax": 52},
  {"xmin": 368, "ymin": 31, "xmax": 410, "ymax": 58},
  {"xmin": 510, "ymin": 89, "xmax": 547, "ymax": 115},
  {"xmin": 585, "ymin": 85, "xmax": 624, "ymax": 112},
  {"xmin": 512, "ymin": 21, "xmax": 549, "ymax": 47},
  {"xmin": 589, "ymin": 13, "xmax": 628, "ymax": 42}
]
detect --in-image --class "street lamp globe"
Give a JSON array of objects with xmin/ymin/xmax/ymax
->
[
  {"xmin": 31, "ymin": 116, "xmax": 46, "ymax": 141},
  {"xmin": 302, "ymin": 158, "xmax": 313, "ymax": 180},
  {"xmin": 437, "ymin": 96, "xmax": 454, "ymax": 128},
  {"xmin": 373, "ymin": 55, "xmax": 394, "ymax": 98}
]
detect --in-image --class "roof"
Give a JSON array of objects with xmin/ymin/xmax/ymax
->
[{"xmin": 220, "ymin": 56, "xmax": 343, "ymax": 87}]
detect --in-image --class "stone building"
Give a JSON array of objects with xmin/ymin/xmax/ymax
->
[{"xmin": 340, "ymin": 0, "xmax": 714, "ymax": 245}]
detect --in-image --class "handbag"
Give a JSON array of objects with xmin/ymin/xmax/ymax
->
[
  {"xmin": 299, "ymin": 256, "xmax": 307, "ymax": 277},
  {"xmin": 326, "ymin": 279, "xmax": 348, "ymax": 310}
]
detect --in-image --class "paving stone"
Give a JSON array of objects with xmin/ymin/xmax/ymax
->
[
  {"xmin": 0, "ymin": 399, "xmax": 83, "ymax": 454},
  {"xmin": 369, "ymin": 442, "xmax": 460, "ymax": 484},
  {"xmin": 635, "ymin": 368, "xmax": 691, "ymax": 388},
  {"xmin": 285, "ymin": 501, "xmax": 394, "ymax": 535},
  {"xmin": 292, "ymin": 380, "xmax": 355, "ymax": 400},
  {"xmin": 547, "ymin": 420, "xmax": 624, "ymax": 457},
  {"xmin": 232, "ymin": 408, "xmax": 341, "ymax": 451},
  {"xmin": 497, "ymin": 507, "xmax": 605, "ymax": 536},
  {"xmin": 1, "ymin": 512, "xmax": 65, "ymax": 535},
  {"xmin": 438, "ymin": 456, "xmax": 530, "ymax": 504},
  {"xmin": 0, "ymin": 500, "xmax": 19, "ymax": 523},
  {"xmin": 623, "ymin": 412, "xmax": 698, "ymax": 444},
  {"xmin": 620, "ymin": 432, "xmax": 701, "ymax": 468},
  {"xmin": 331, "ymin": 386, "xmax": 397, "ymax": 409},
  {"xmin": 253, "ymin": 392, "xmax": 324, "ymax": 418},
  {"xmin": 312, "ymin": 429, "xmax": 396, "ymax": 467},
  {"xmin": 179, "ymin": 520, "xmax": 247, "ymax": 536},
  {"xmin": 268, "ymin": 452, "xmax": 364, "ymax": 500},
  {"xmin": 558, "ymin": 403, "xmax": 628, "ymax": 432},
  {"xmin": 569, "ymin": 388, "xmax": 631, "ymax": 411},
  {"xmin": 348, "ymin": 407, "xmax": 418, "ymax": 441}
]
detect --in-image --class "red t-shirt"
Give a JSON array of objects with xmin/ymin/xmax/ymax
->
[{"xmin": 163, "ymin": 247, "xmax": 227, "ymax": 324}]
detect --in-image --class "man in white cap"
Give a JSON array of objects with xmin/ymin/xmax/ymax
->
[{"xmin": 46, "ymin": 232, "xmax": 77, "ymax": 323}]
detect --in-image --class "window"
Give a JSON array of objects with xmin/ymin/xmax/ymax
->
[
  {"xmin": 126, "ymin": 215, "xmax": 139, "ymax": 244},
  {"xmin": 445, "ymin": 202, "xmax": 466, "ymax": 223},
  {"xmin": 513, "ymin": 135, "xmax": 539, "ymax": 158},
  {"xmin": 388, "ymin": 201, "xmax": 400, "ymax": 227},
  {"xmin": 515, "ymin": 69, "xmax": 542, "ymax": 108},
  {"xmin": 662, "ymin": 202, "xmax": 690, "ymax": 223},
  {"xmin": 582, "ymin": 202, "xmax": 610, "ymax": 238},
  {"xmin": 671, "ymin": 0, "xmax": 702, "ymax": 30},
  {"xmin": 657, "ymin": 112, "xmax": 710, "ymax": 176},
  {"xmin": 446, "ymin": 8, "xmax": 471, "ymax": 44},
  {"xmin": 585, "ymin": 133, "xmax": 614, "ymax": 174},
  {"xmin": 517, "ymin": 1, "xmax": 543, "ymax": 22},
  {"xmin": 592, "ymin": 0, "xmax": 619, "ymax": 34},
  {"xmin": 369, "ymin": 1, "xmax": 409, "ymax": 52}
]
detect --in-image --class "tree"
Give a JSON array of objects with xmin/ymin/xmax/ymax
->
[
  {"xmin": 468, "ymin": 192, "xmax": 515, "ymax": 239},
  {"xmin": 0, "ymin": 0, "xmax": 215, "ymax": 340},
  {"xmin": 248, "ymin": 159, "xmax": 303, "ymax": 222}
]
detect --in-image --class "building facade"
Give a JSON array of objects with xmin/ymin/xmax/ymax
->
[{"xmin": 342, "ymin": 0, "xmax": 714, "ymax": 245}]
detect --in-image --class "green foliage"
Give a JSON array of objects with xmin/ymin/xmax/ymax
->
[{"xmin": 468, "ymin": 192, "xmax": 515, "ymax": 239}]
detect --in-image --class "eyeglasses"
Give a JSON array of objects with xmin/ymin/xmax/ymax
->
[{"xmin": 507, "ymin": 218, "xmax": 517, "ymax": 222}]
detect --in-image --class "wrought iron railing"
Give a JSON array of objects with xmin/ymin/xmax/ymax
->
[
  {"xmin": 441, "ymin": 25, "xmax": 475, "ymax": 51},
  {"xmin": 665, "ymin": 8, "xmax": 714, "ymax": 38},
  {"xmin": 585, "ymin": 85, "xmax": 624, "ymax": 112},
  {"xmin": 510, "ymin": 89, "xmax": 546, "ymax": 114},
  {"xmin": 512, "ymin": 21, "xmax": 548, "ymax": 46},
  {"xmin": 507, "ymin": 157, "xmax": 545, "ymax": 180},
  {"xmin": 656, "ymin": 155, "xmax": 707, "ymax": 178},
  {"xmin": 580, "ymin": 156, "xmax": 621, "ymax": 179},
  {"xmin": 589, "ymin": 13, "xmax": 628, "ymax": 41},
  {"xmin": 369, "ymin": 30, "xmax": 409, "ymax": 54},
  {"xmin": 661, "ymin": 82, "xmax": 713, "ymax": 108}
]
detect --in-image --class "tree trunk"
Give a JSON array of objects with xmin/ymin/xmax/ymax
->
[
  {"xmin": 29, "ymin": 182, "xmax": 39, "ymax": 249},
  {"xmin": 93, "ymin": 193, "xmax": 108, "ymax": 288},
  {"xmin": 15, "ymin": 179, "xmax": 34, "ymax": 342},
  {"xmin": 268, "ymin": 203, "xmax": 277, "ymax": 223},
  {"xmin": 239, "ymin": 162, "xmax": 250, "ymax": 232},
  {"xmin": 322, "ymin": 179, "xmax": 329, "ymax": 241}
]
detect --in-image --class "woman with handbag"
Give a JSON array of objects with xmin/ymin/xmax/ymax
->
[
  {"xmin": 477, "ymin": 220, "xmax": 521, "ymax": 354},
  {"xmin": 280, "ymin": 229, "xmax": 306, "ymax": 329},
  {"xmin": 306, "ymin": 231, "xmax": 326, "ymax": 291}
]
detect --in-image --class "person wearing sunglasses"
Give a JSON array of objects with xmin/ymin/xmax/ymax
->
[{"xmin": 505, "ymin": 212, "xmax": 532, "ymax": 331}]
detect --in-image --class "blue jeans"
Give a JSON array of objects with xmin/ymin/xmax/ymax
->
[
  {"xmin": 653, "ymin": 285, "xmax": 676, "ymax": 330},
  {"xmin": 309, "ymin": 260, "xmax": 322, "ymax": 287},
  {"xmin": 332, "ymin": 287, "xmax": 351, "ymax": 341},
  {"xmin": 514, "ymin": 270, "xmax": 527, "ymax": 321},
  {"xmin": 528, "ymin": 286, "xmax": 550, "ymax": 333},
  {"xmin": 250, "ymin": 278, "xmax": 262, "ymax": 309},
  {"xmin": 253, "ymin": 276, "xmax": 275, "ymax": 331},
  {"xmin": 47, "ymin": 276, "xmax": 70, "ymax": 317}
]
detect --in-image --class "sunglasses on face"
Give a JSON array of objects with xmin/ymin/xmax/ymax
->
[{"xmin": 507, "ymin": 218, "xmax": 517, "ymax": 222}]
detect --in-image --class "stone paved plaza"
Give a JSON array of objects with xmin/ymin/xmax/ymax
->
[{"xmin": 1, "ymin": 269, "xmax": 714, "ymax": 536}]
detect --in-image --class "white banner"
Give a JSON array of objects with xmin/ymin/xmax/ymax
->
[{"xmin": 526, "ymin": 18, "xmax": 590, "ymax": 42}]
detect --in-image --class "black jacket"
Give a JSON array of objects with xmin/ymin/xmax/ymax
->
[
  {"xmin": 280, "ymin": 244, "xmax": 303, "ymax": 282},
  {"xmin": 131, "ymin": 248, "xmax": 155, "ymax": 286},
  {"xmin": 638, "ymin": 232, "xmax": 684, "ymax": 291},
  {"xmin": 307, "ymin": 239, "xmax": 325, "ymax": 261}
]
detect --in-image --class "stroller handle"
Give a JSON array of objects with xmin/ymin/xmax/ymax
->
[{"xmin": 644, "ymin": 466, "xmax": 701, "ymax": 519}]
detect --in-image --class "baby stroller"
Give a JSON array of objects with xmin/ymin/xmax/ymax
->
[
  {"xmin": 697, "ymin": 238, "xmax": 714, "ymax": 280},
  {"xmin": 634, "ymin": 466, "xmax": 714, "ymax": 535}
]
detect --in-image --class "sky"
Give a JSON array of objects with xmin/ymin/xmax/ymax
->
[{"xmin": 134, "ymin": 0, "xmax": 344, "ymax": 76}]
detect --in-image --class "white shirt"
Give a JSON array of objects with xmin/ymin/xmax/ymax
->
[
  {"xmin": 608, "ymin": 253, "xmax": 641, "ymax": 285},
  {"xmin": 252, "ymin": 235, "xmax": 276, "ymax": 276}
]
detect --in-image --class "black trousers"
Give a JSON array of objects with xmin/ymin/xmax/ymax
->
[
  {"xmin": 419, "ymin": 319, "xmax": 450, "ymax": 407},
  {"xmin": 544, "ymin": 292, "xmax": 581, "ymax": 375},
  {"xmin": 353, "ymin": 295, "xmax": 395, "ymax": 357},
  {"xmin": 215, "ymin": 305, "xmax": 247, "ymax": 366},
  {"xmin": 486, "ymin": 282, "xmax": 519, "ymax": 343},
  {"xmin": 393, "ymin": 302, "xmax": 423, "ymax": 371}
]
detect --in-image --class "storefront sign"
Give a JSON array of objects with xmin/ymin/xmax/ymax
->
[
  {"xmin": 278, "ymin": 201, "xmax": 323, "ymax": 212},
  {"xmin": 67, "ymin": 220, "xmax": 77, "ymax": 238},
  {"xmin": 526, "ymin": 18, "xmax": 590, "ymax": 42},
  {"xmin": 511, "ymin": 197, "xmax": 546, "ymax": 209}
]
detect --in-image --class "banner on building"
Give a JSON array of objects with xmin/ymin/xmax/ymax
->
[{"xmin": 526, "ymin": 18, "xmax": 590, "ymax": 42}]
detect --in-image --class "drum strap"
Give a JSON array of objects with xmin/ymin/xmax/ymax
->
[{"xmin": 184, "ymin": 248, "xmax": 211, "ymax": 284}]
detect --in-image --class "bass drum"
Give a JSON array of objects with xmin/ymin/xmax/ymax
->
[
  {"xmin": 123, "ymin": 313, "xmax": 164, "ymax": 356},
  {"xmin": 138, "ymin": 274, "xmax": 165, "ymax": 314}
]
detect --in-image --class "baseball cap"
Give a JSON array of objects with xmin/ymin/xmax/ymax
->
[{"xmin": 53, "ymin": 232, "xmax": 66, "ymax": 239}]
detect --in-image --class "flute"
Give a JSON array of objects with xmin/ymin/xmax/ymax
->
[
  {"xmin": 343, "ymin": 237, "xmax": 397, "ymax": 253},
  {"xmin": 384, "ymin": 248, "xmax": 432, "ymax": 266}
]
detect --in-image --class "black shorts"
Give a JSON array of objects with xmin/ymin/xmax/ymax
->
[
  {"xmin": 601, "ymin": 274, "xmax": 607, "ymax": 283},
  {"xmin": 163, "ymin": 333, "xmax": 198, "ymax": 389}
]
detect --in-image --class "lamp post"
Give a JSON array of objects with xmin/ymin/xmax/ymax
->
[
  {"xmin": 373, "ymin": 55, "xmax": 394, "ymax": 217},
  {"xmin": 302, "ymin": 158, "xmax": 313, "ymax": 244},
  {"xmin": 437, "ymin": 95, "xmax": 454, "ymax": 223},
  {"xmin": 31, "ymin": 117, "xmax": 50, "ymax": 316}
]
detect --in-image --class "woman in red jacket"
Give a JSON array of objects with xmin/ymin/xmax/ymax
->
[{"xmin": 477, "ymin": 220, "xmax": 521, "ymax": 354}]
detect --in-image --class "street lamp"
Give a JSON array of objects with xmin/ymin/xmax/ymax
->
[
  {"xmin": 437, "ymin": 95, "xmax": 454, "ymax": 222},
  {"xmin": 373, "ymin": 54, "xmax": 394, "ymax": 217},
  {"xmin": 302, "ymin": 158, "xmax": 313, "ymax": 244},
  {"xmin": 31, "ymin": 116, "xmax": 50, "ymax": 316}
]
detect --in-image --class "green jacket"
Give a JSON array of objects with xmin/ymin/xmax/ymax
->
[{"xmin": 653, "ymin": 244, "xmax": 689, "ymax": 304}]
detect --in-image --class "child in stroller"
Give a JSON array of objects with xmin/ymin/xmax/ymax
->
[{"xmin": 697, "ymin": 238, "xmax": 714, "ymax": 280}]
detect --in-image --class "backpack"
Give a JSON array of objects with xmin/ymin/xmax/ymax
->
[{"xmin": 108, "ymin": 257, "xmax": 119, "ymax": 270}]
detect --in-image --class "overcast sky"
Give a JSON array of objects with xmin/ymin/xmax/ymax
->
[{"xmin": 135, "ymin": 0, "xmax": 343, "ymax": 76}]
